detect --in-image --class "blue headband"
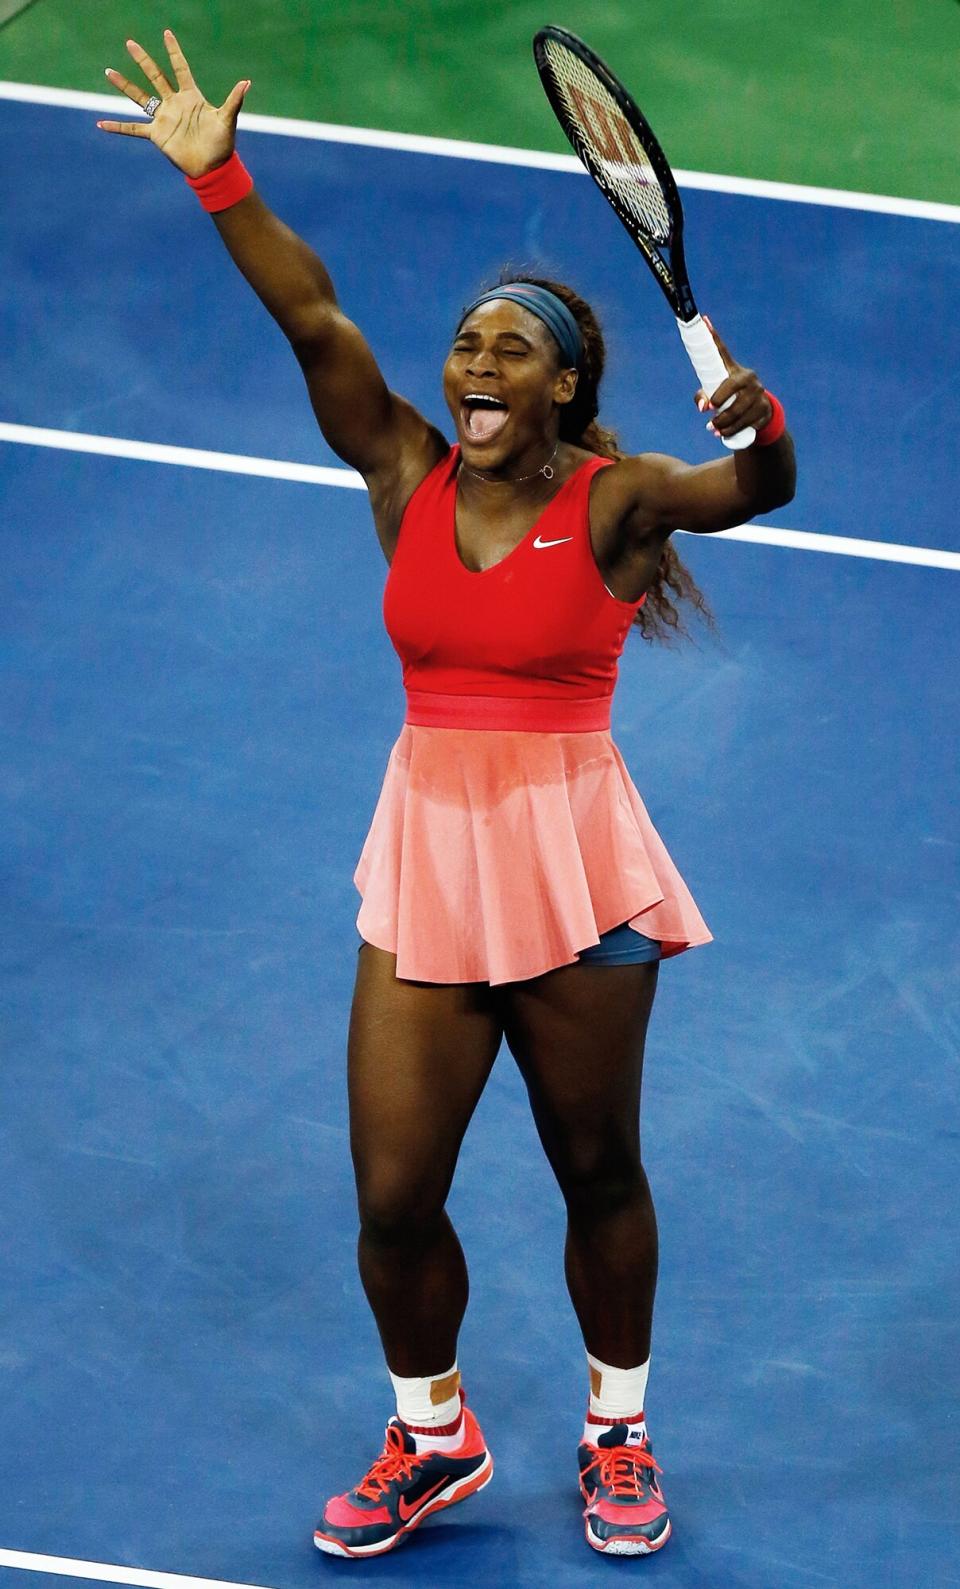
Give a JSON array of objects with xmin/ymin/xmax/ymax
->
[{"xmin": 458, "ymin": 284, "xmax": 583, "ymax": 368}]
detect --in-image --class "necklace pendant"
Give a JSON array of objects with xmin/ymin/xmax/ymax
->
[{"xmin": 542, "ymin": 463, "xmax": 554, "ymax": 479}]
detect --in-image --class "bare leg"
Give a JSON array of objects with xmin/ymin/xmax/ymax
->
[
  {"xmin": 498, "ymin": 958, "xmax": 660, "ymax": 1365},
  {"xmin": 348, "ymin": 942, "xmax": 504, "ymax": 1376}
]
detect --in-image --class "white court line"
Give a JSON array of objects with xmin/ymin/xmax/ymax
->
[
  {"xmin": 0, "ymin": 422, "xmax": 365, "ymax": 491},
  {"xmin": 708, "ymin": 522, "xmax": 960, "ymax": 570},
  {"xmin": 1, "ymin": 79, "xmax": 958, "ymax": 225},
  {"xmin": 0, "ymin": 1546, "xmax": 275, "ymax": 1589},
  {"xmin": 3, "ymin": 421, "xmax": 958, "ymax": 571}
]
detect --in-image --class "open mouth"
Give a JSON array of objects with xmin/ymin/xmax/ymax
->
[{"xmin": 460, "ymin": 393, "xmax": 510, "ymax": 443}]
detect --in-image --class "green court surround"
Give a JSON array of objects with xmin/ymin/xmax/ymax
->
[{"xmin": 3, "ymin": 0, "xmax": 958, "ymax": 205}]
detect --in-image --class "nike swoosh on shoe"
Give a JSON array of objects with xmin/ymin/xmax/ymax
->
[{"xmin": 397, "ymin": 1477, "xmax": 449, "ymax": 1521}]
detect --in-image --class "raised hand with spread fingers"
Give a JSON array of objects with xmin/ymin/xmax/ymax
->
[{"xmin": 99, "ymin": 27, "xmax": 250, "ymax": 178}]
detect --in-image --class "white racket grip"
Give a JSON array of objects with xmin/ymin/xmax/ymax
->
[{"xmin": 676, "ymin": 314, "xmax": 755, "ymax": 450}]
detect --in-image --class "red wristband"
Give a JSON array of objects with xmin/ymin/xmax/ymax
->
[
  {"xmin": 754, "ymin": 390, "xmax": 786, "ymax": 446},
  {"xmin": 185, "ymin": 151, "xmax": 253, "ymax": 213}
]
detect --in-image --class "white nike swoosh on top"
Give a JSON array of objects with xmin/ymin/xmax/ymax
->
[{"xmin": 532, "ymin": 534, "xmax": 573, "ymax": 548}]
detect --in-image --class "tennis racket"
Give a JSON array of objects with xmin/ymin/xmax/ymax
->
[{"xmin": 533, "ymin": 25, "xmax": 755, "ymax": 450}]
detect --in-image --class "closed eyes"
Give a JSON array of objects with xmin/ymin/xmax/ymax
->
[{"xmin": 453, "ymin": 343, "xmax": 527, "ymax": 357}]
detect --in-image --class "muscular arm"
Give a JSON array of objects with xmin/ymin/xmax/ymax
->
[
  {"xmin": 98, "ymin": 29, "xmax": 445, "ymax": 504},
  {"xmin": 602, "ymin": 326, "xmax": 796, "ymax": 554},
  {"xmin": 212, "ymin": 191, "xmax": 444, "ymax": 489},
  {"xmin": 628, "ymin": 427, "xmax": 796, "ymax": 537}
]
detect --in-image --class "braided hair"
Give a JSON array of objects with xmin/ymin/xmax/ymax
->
[{"xmin": 487, "ymin": 270, "xmax": 715, "ymax": 644}]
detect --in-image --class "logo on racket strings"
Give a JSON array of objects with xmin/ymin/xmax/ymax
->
[{"xmin": 567, "ymin": 84, "xmax": 655, "ymax": 188}]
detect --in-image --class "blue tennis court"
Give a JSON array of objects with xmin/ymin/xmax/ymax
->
[{"xmin": 2, "ymin": 94, "xmax": 959, "ymax": 1589}]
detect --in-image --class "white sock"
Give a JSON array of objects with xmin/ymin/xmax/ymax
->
[
  {"xmin": 387, "ymin": 1361, "xmax": 464, "ymax": 1451},
  {"xmin": 584, "ymin": 1351, "xmax": 649, "ymax": 1444}
]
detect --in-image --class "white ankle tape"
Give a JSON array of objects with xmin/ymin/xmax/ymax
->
[
  {"xmin": 388, "ymin": 1361, "xmax": 461, "ymax": 1426},
  {"xmin": 586, "ymin": 1352, "xmax": 650, "ymax": 1421}
]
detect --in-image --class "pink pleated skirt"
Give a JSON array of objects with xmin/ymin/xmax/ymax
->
[{"xmin": 353, "ymin": 724, "xmax": 712, "ymax": 986}]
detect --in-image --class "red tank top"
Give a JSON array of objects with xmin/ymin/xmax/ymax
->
[{"xmin": 383, "ymin": 445, "xmax": 645, "ymax": 732}]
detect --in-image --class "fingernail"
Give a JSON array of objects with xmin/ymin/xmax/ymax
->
[
  {"xmin": 104, "ymin": 67, "xmax": 113, "ymax": 77},
  {"xmin": 706, "ymin": 421, "xmax": 717, "ymax": 434}
]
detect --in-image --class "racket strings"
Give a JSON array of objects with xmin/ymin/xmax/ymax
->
[{"xmin": 540, "ymin": 38, "xmax": 672, "ymax": 244}]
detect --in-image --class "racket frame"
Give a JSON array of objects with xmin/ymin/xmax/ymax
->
[
  {"xmin": 534, "ymin": 25, "xmax": 697, "ymax": 322},
  {"xmin": 533, "ymin": 25, "xmax": 755, "ymax": 448}
]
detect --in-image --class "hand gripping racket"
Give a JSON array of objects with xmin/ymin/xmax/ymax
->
[{"xmin": 533, "ymin": 25, "xmax": 755, "ymax": 449}]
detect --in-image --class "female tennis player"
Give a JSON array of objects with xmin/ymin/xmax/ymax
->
[{"xmin": 99, "ymin": 32, "xmax": 795, "ymax": 1560}]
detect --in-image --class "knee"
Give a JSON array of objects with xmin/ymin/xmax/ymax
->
[
  {"xmin": 356, "ymin": 1164, "xmax": 447, "ymax": 1249},
  {"xmin": 557, "ymin": 1140, "xmax": 647, "ymax": 1223}
]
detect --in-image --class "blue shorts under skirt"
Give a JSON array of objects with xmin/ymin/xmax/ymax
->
[
  {"xmin": 357, "ymin": 918, "xmax": 661, "ymax": 971},
  {"xmin": 576, "ymin": 920, "xmax": 662, "ymax": 966}
]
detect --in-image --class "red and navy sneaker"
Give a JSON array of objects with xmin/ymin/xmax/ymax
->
[
  {"xmin": 578, "ymin": 1421, "xmax": 671, "ymax": 1555},
  {"xmin": 314, "ymin": 1391, "xmax": 493, "ymax": 1558}
]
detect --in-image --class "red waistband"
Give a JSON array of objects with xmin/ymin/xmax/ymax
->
[{"xmin": 403, "ymin": 689, "xmax": 612, "ymax": 732}]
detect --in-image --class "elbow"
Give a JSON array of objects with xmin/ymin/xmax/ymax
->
[{"xmin": 288, "ymin": 304, "xmax": 340, "ymax": 366}]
